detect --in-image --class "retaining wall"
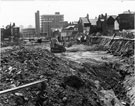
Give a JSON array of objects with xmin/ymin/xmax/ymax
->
[{"xmin": 87, "ymin": 36, "xmax": 134, "ymax": 57}]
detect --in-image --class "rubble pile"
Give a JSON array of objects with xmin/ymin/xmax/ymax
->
[
  {"xmin": 121, "ymin": 56, "xmax": 135, "ymax": 106},
  {"xmin": 118, "ymin": 31, "xmax": 135, "ymax": 39},
  {"xmin": 85, "ymin": 36, "xmax": 134, "ymax": 106},
  {"xmin": 83, "ymin": 62, "xmax": 129, "ymax": 99},
  {"xmin": 0, "ymin": 47, "xmax": 129, "ymax": 106},
  {"xmin": 100, "ymin": 38, "xmax": 134, "ymax": 105}
]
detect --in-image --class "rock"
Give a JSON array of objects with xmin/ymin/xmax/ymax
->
[
  {"xmin": 62, "ymin": 97, "xmax": 67, "ymax": 101},
  {"xmin": 10, "ymin": 84, "xmax": 16, "ymax": 88},
  {"xmin": 100, "ymin": 90, "xmax": 123, "ymax": 106},
  {"xmin": 15, "ymin": 92, "xmax": 23, "ymax": 96},
  {"xmin": 15, "ymin": 95, "xmax": 26, "ymax": 105}
]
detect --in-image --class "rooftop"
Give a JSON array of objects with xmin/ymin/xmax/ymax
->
[
  {"xmin": 107, "ymin": 15, "xmax": 117, "ymax": 19},
  {"xmin": 80, "ymin": 17, "xmax": 89, "ymax": 23},
  {"xmin": 122, "ymin": 10, "xmax": 135, "ymax": 14},
  {"xmin": 64, "ymin": 25, "xmax": 75, "ymax": 30},
  {"xmin": 89, "ymin": 19, "xmax": 98, "ymax": 25},
  {"xmin": 41, "ymin": 12, "xmax": 63, "ymax": 16}
]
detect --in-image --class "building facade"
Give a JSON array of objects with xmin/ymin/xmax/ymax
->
[
  {"xmin": 107, "ymin": 15, "xmax": 117, "ymax": 33},
  {"xmin": 114, "ymin": 20, "xmax": 119, "ymax": 31},
  {"xmin": 22, "ymin": 28, "xmax": 36, "ymax": 39},
  {"xmin": 1, "ymin": 23, "xmax": 20, "ymax": 46},
  {"xmin": 89, "ymin": 18, "xmax": 98, "ymax": 34},
  {"xmin": 78, "ymin": 15, "xmax": 91, "ymax": 35},
  {"xmin": 96, "ymin": 14, "xmax": 118, "ymax": 34},
  {"xmin": 41, "ymin": 12, "xmax": 68, "ymax": 38},
  {"xmin": 1, "ymin": 28, "xmax": 5, "ymax": 42},
  {"xmin": 35, "ymin": 10, "xmax": 40, "ymax": 36},
  {"xmin": 117, "ymin": 11, "xmax": 135, "ymax": 31},
  {"xmin": 12, "ymin": 27, "xmax": 20, "ymax": 42},
  {"xmin": 96, "ymin": 14, "xmax": 108, "ymax": 34}
]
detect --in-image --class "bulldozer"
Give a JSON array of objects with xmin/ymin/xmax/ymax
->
[{"xmin": 50, "ymin": 37, "xmax": 66, "ymax": 53}]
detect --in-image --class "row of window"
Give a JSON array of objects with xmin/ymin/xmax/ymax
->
[
  {"xmin": 23, "ymin": 34, "xmax": 35, "ymax": 37},
  {"xmin": 41, "ymin": 17, "xmax": 63, "ymax": 21}
]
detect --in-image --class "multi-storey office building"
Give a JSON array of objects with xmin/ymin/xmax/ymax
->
[{"xmin": 41, "ymin": 12, "xmax": 68, "ymax": 37}]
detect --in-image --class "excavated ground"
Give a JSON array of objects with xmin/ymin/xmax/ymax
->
[{"xmin": 0, "ymin": 36, "xmax": 134, "ymax": 106}]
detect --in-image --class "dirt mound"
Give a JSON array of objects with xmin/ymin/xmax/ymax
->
[{"xmin": 0, "ymin": 47, "xmax": 130, "ymax": 106}]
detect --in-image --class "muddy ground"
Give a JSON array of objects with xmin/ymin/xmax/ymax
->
[{"xmin": 0, "ymin": 37, "xmax": 134, "ymax": 106}]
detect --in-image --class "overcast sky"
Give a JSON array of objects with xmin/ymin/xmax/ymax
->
[{"xmin": 0, "ymin": 0, "xmax": 135, "ymax": 28}]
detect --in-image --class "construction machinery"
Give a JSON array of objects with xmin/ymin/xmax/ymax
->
[{"xmin": 50, "ymin": 38, "xmax": 66, "ymax": 53}]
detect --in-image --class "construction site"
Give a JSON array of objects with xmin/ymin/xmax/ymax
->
[{"xmin": 0, "ymin": 33, "xmax": 135, "ymax": 106}]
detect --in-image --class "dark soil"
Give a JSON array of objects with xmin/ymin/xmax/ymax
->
[{"xmin": 0, "ymin": 47, "xmax": 131, "ymax": 106}]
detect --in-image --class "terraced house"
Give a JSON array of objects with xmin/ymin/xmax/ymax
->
[{"xmin": 78, "ymin": 14, "xmax": 91, "ymax": 35}]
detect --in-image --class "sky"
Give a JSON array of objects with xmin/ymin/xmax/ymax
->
[{"xmin": 0, "ymin": 0, "xmax": 135, "ymax": 28}]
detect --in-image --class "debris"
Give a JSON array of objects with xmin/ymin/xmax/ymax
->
[{"xmin": 0, "ymin": 36, "xmax": 134, "ymax": 106}]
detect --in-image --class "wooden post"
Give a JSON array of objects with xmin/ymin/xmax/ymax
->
[{"xmin": 0, "ymin": 79, "xmax": 47, "ymax": 95}]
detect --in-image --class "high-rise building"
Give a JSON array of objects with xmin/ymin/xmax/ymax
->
[
  {"xmin": 41, "ymin": 12, "xmax": 68, "ymax": 37},
  {"xmin": 35, "ymin": 10, "xmax": 40, "ymax": 36}
]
